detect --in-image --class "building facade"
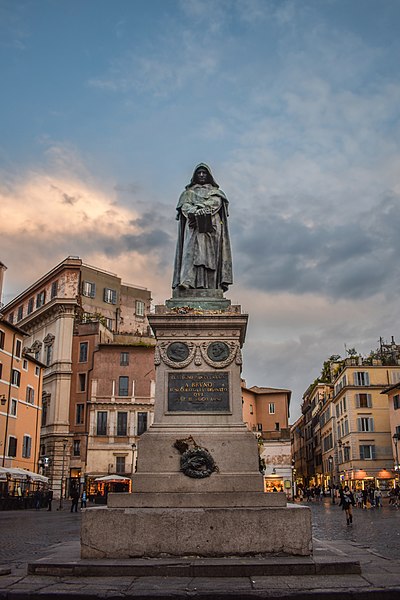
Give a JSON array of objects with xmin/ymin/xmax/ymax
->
[
  {"xmin": 293, "ymin": 345, "xmax": 400, "ymax": 493},
  {"xmin": 2, "ymin": 257, "xmax": 153, "ymax": 498},
  {"xmin": 0, "ymin": 317, "xmax": 44, "ymax": 475},
  {"xmin": 242, "ymin": 383, "xmax": 293, "ymax": 497}
]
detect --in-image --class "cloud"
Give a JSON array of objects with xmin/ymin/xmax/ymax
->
[{"xmin": 0, "ymin": 146, "xmax": 175, "ymax": 303}]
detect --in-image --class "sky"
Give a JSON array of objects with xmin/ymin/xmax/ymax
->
[{"xmin": 1, "ymin": 0, "xmax": 400, "ymax": 423}]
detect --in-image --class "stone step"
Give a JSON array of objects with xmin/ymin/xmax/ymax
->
[{"xmin": 28, "ymin": 555, "xmax": 361, "ymax": 578}]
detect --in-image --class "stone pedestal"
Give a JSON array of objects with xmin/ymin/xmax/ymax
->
[{"xmin": 81, "ymin": 300, "xmax": 312, "ymax": 558}]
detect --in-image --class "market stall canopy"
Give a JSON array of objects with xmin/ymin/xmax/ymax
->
[
  {"xmin": 94, "ymin": 475, "xmax": 130, "ymax": 482},
  {"xmin": 0, "ymin": 466, "xmax": 48, "ymax": 483}
]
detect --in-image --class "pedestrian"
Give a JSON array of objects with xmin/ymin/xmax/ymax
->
[
  {"xmin": 33, "ymin": 489, "xmax": 42, "ymax": 510},
  {"xmin": 339, "ymin": 485, "xmax": 355, "ymax": 526},
  {"xmin": 356, "ymin": 489, "xmax": 363, "ymax": 509},
  {"xmin": 70, "ymin": 488, "xmax": 79, "ymax": 513},
  {"xmin": 374, "ymin": 488, "xmax": 382, "ymax": 508},
  {"xmin": 46, "ymin": 489, "xmax": 53, "ymax": 511},
  {"xmin": 362, "ymin": 488, "xmax": 368, "ymax": 509},
  {"xmin": 81, "ymin": 489, "xmax": 87, "ymax": 509}
]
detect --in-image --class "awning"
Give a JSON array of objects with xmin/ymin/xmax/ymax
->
[
  {"xmin": 0, "ymin": 466, "xmax": 48, "ymax": 483},
  {"xmin": 94, "ymin": 475, "xmax": 131, "ymax": 482}
]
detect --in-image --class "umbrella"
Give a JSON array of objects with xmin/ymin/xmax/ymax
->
[
  {"xmin": 94, "ymin": 475, "xmax": 131, "ymax": 482},
  {"xmin": 0, "ymin": 466, "xmax": 48, "ymax": 483}
]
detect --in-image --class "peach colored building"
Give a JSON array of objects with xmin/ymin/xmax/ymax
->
[
  {"xmin": 0, "ymin": 317, "xmax": 44, "ymax": 473},
  {"xmin": 242, "ymin": 383, "xmax": 293, "ymax": 496},
  {"xmin": 68, "ymin": 321, "xmax": 155, "ymax": 497}
]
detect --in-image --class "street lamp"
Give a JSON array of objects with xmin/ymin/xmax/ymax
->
[
  {"xmin": 58, "ymin": 438, "xmax": 68, "ymax": 511},
  {"xmin": 328, "ymin": 455, "xmax": 335, "ymax": 504},
  {"xmin": 131, "ymin": 443, "xmax": 137, "ymax": 492},
  {"xmin": 393, "ymin": 433, "xmax": 399, "ymax": 481}
]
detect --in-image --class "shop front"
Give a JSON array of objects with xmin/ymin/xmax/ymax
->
[
  {"xmin": 263, "ymin": 466, "xmax": 293, "ymax": 499},
  {"xmin": 339, "ymin": 468, "xmax": 396, "ymax": 492}
]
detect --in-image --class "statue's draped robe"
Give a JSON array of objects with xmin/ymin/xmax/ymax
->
[{"xmin": 172, "ymin": 178, "xmax": 233, "ymax": 292}]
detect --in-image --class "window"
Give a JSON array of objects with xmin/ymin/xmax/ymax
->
[
  {"xmin": 50, "ymin": 280, "xmax": 58, "ymax": 299},
  {"xmin": 257, "ymin": 423, "xmax": 263, "ymax": 431},
  {"xmin": 15, "ymin": 339, "xmax": 22, "ymax": 358},
  {"xmin": 36, "ymin": 290, "xmax": 46, "ymax": 308},
  {"xmin": 78, "ymin": 373, "xmax": 86, "ymax": 392},
  {"xmin": 0, "ymin": 362, "xmax": 2, "ymax": 379},
  {"xmin": 354, "ymin": 371, "xmax": 370, "ymax": 386},
  {"xmin": 45, "ymin": 344, "xmax": 53, "ymax": 366},
  {"xmin": 120, "ymin": 352, "xmax": 129, "ymax": 366},
  {"xmin": 23, "ymin": 359, "xmax": 28, "ymax": 370},
  {"xmin": 323, "ymin": 433, "xmax": 333, "ymax": 452},
  {"xmin": 117, "ymin": 412, "xmax": 128, "ymax": 436},
  {"xmin": 8, "ymin": 436, "xmax": 17, "ymax": 457},
  {"xmin": 17, "ymin": 306, "xmax": 23, "ymax": 321},
  {"xmin": 355, "ymin": 393, "xmax": 372, "ymax": 408},
  {"xmin": 358, "ymin": 417, "xmax": 374, "ymax": 432},
  {"xmin": 11, "ymin": 369, "xmax": 21, "ymax": 387},
  {"xmin": 249, "ymin": 404, "xmax": 253, "ymax": 415},
  {"xmin": 27, "ymin": 298, "xmax": 34, "ymax": 314},
  {"xmin": 104, "ymin": 288, "xmax": 117, "ymax": 304},
  {"xmin": 41, "ymin": 399, "xmax": 47, "ymax": 426},
  {"xmin": 0, "ymin": 330, "xmax": 4, "ymax": 349},
  {"xmin": 73, "ymin": 440, "xmax": 81, "ymax": 457},
  {"xmin": 394, "ymin": 394, "xmax": 400, "ymax": 410},
  {"xmin": 116, "ymin": 456, "xmax": 126, "ymax": 474},
  {"xmin": 96, "ymin": 411, "xmax": 107, "ymax": 435},
  {"xmin": 334, "ymin": 375, "xmax": 347, "ymax": 396},
  {"xmin": 8, "ymin": 312, "xmax": 14, "ymax": 324},
  {"xmin": 82, "ymin": 281, "xmax": 96, "ymax": 298},
  {"xmin": 391, "ymin": 371, "xmax": 400, "ymax": 384},
  {"xmin": 137, "ymin": 412, "xmax": 148, "ymax": 435},
  {"xmin": 359, "ymin": 444, "xmax": 376, "ymax": 460},
  {"xmin": 105, "ymin": 317, "xmax": 113, "ymax": 330},
  {"xmin": 79, "ymin": 342, "xmax": 88, "ymax": 363},
  {"xmin": 275, "ymin": 422, "xmax": 280, "ymax": 431},
  {"xmin": 76, "ymin": 403, "xmax": 85, "ymax": 425},
  {"xmin": 26, "ymin": 386, "xmax": 35, "ymax": 404},
  {"xmin": 22, "ymin": 435, "xmax": 32, "ymax": 458},
  {"xmin": 10, "ymin": 399, "xmax": 17, "ymax": 416},
  {"xmin": 343, "ymin": 446, "xmax": 351, "ymax": 462},
  {"xmin": 269, "ymin": 403, "xmax": 275, "ymax": 414},
  {"xmin": 35, "ymin": 366, "xmax": 40, "ymax": 377},
  {"xmin": 136, "ymin": 300, "xmax": 145, "ymax": 316},
  {"xmin": 119, "ymin": 376, "xmax": 129, "ymax": 396}
]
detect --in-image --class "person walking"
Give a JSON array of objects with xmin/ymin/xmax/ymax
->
[
  {"xmin": 81, "ymin": 489, "xmax": 87, "ymax": 509},
  {"xmin": 70, "ymin": 488, "xmax": 79, "ymax": 513},
  {"xmin": 339, "ymin": 485, "xmax": 355, "ymax": 526},
  {"xmin": 374, "ymin": 488, "xmax": 382, "ymax": 508},
  {"xmin": 46, "ymin": 489, "xmax": 53, "ymax": 511}
]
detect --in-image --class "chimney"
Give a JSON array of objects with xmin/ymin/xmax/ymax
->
[{"xmin": 0, "ymin": 261, "xmax": 7, "ymax": 308}]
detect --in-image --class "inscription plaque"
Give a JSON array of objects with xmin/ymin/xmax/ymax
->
[{"xmin": 168, "ymin": 372, "xmax": 230, "ymax": 412}]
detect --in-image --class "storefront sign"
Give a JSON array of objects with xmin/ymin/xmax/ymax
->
[{"xmin": 168, "ymin": 372, "xmax": 230, "ymax": 412}]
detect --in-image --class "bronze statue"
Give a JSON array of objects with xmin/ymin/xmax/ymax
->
[{"xmin": 172, "ymin": 164, "xmax": 233, "ymax": 292}]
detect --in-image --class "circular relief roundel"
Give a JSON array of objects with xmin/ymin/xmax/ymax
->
[
  {"xmin": 207, "ymin": 341, "xmax": 230, "ymax": 362},
  {"xmin": 166, "ymin": 342, "xmax": 190, "ymax": 362}
]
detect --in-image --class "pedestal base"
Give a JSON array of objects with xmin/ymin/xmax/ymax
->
[{"xmin": 81, "ymin": 504, "xmax": 312, "ymax": 558}]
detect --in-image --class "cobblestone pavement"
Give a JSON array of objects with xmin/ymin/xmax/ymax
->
[
  {"xmin": 0, "ymin": 497, "xmax": 399, "ymax": 568},
  {"xmin": 0, "ymin": 504, "xmax": 81, "ymax": 569},
  {"xmin": 304, "ymin": 496, "xmax": 400, "ymax": 559},
  {"xmin": 0, "ymin": 499, "xmax": 400, "ymax": 599}
]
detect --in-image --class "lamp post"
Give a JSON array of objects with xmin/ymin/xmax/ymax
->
[
  {"xmin": 58, "ymin": 438, "xmax": 68, "ymax": 511},
  {"xmin": 393, "ymin": 433, "xmax": 399, "ymax": 483},
  {"xmin": 328, "ymin": 455, "xmax": 335, "ymax": 504},
  {"xmin": 131, "ymin": 443, "xmax": 137, "ymax": 492}
]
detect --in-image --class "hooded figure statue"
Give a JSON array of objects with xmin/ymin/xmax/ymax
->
[{"xmin": 172, "ymin": 164, "xmax": 233, "ymax": 292}]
